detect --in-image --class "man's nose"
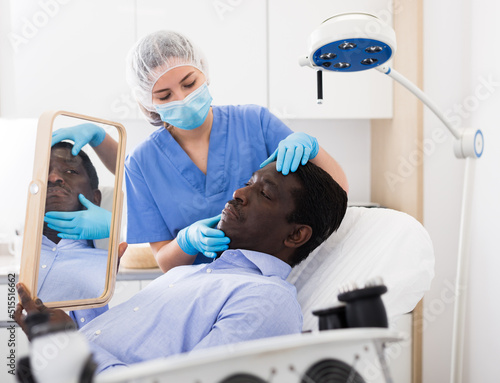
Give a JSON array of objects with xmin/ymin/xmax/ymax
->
[
  {"xmin": 232, "ymin": 187, "xmax": 249, "ymax": 205},
  {"xmin": 47, "ymin": 169, "xmax": 64, "ymax": 184}
]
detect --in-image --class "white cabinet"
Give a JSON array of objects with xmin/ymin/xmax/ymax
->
[
  {"xmin": 135, "ymin": 0, "xmax": 268, "ymax": 107},
  {"xmin": 268, "ymin": 0, "xmax": 393, "ymax": 119},
  {"xmin": 1, "ymin": 0, "xmax": 137, "ymax": 120},
  {"xmin": 0, "ymin": 0, "xmax": 392, "ymax": 120}
]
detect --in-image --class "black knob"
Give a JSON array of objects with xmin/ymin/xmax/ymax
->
[
  {"xmin": 312, "ymin": 304, "xmax": 348, "ymax": 330},
  {"xmin": 338, "ymin": 284, "xmax": 388, "ymax": 328}
]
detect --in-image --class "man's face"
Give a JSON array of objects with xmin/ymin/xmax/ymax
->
[
  {"xmin": 45, "ymin": 147, "xmax": 96, "ymax": 212},
  {"xmin": 218, "ymin": 163, "xmax": 301, "ymax": 255}
]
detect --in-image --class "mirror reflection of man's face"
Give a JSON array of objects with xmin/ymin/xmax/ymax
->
[{"xmin": 45, "ymin": 147, "xmax": 96, "ymax": 212}]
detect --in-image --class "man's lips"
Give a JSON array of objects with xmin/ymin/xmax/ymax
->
[
  {"xmin": 46, "ymin": 187, "xmax": 70, "ymax": 197},
  {"xmin": 222, "ymin": 202, "xmax": 240, "ymax": 220}
]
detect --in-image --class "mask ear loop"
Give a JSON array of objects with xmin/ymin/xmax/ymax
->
[{"xmin": 163, "ymin": 121, "xmax": 174, "ymax": 131}]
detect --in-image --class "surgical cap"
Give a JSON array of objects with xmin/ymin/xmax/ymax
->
[{"xmin": 126, "ymin": 30, "xmax": 209, "ymax": 126}]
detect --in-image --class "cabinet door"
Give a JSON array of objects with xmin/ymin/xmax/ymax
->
[
  {"xmin": 268, "ymin": 0, "xmax": 393, "ymax": 119},
  {"xmin": 2, "ymin": 0, "xmax": 136, "ymax": 120},
  {"xmin": 136, "ymin": 0, "xmax": 267, "ymax": 107}
]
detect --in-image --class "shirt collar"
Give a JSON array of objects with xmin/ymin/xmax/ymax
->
[
  {"xmin": 42, "ymin": 235, "xmax": 94, "ymax": 249},
  {"xmin": 219, "ymin": 249, "xmax": 292, "ymax": 280}
]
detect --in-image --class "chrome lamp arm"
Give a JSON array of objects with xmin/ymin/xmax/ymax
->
[{"xmin": 375, "ymin": 64, "xmax": 484, "ymax": 159}]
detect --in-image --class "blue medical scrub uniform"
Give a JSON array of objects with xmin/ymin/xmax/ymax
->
[{"xmin": 125, "ymin": 104, "xmax": 292, "ymax": 264}]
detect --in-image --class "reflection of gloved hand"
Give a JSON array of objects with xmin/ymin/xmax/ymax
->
[
  {"xmin": 260, "ymin": 132, "xmax": 319, "ymax": 175},
  {"xmin": 176, "ymin": 215, "xmax": 230, "ymax": 258},
  {"xmin": 44, "ymin": 194, "xmax": 111, "ymax": 240},
  {"xmin": 51, "ymin": 123, "xmax": 106, "ymax": 156}
]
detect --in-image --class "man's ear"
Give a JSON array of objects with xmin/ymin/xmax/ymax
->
[
  {"xmin": 92, "ymin": 189, "xmax": 102, "ymax": 207},
  {"xmin": 284, "ymin": 224, "xmax": 312, "ymax": 249}
]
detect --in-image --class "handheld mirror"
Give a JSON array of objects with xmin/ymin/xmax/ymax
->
[{"xmin": 19, "ymin": 111, "xmax": 126, "ymax": 311}]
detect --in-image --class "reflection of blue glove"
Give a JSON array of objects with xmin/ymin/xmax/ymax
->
[
  {"xmin": 44, "ymin": 194, "xmax": 111, "ymax": 240},
  {"xmin": 51, "ymin": 123, "xmax": 106, "ymax": 156},
  {"xmin": 176, "ymin": 215, "xmax": 230, "ymax": 258},
  {"xmin": 260, "ymin": 132, "xmax": 319, "ymax": 175}
]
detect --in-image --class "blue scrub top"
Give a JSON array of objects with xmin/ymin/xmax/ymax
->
[{"xmin": 125, "ymin": 104, "xmax": 292, "ymax": 263}]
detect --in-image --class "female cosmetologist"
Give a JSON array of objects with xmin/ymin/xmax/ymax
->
[{"xmin": 49, "ymin": 30, "xmax": 349, "ymax": 272}]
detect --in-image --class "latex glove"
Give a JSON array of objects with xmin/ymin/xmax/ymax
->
[
  {"xmin": 260, "ymin": 132, "xmax": 319, "ymax": 175},
  {"xmin": 176, "ymin": 215, "xmax": 230, "ymax": 258},
  {"xmin": 44, "ymin": 194, "xmax": 111, "ymax": 240},
  {"xmin": 51, "ymin": 123, "xmax": 106, "ymax": 156}
]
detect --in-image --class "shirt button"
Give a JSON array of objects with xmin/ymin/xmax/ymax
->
[
  {"xmin": 133, "ymin": 307, "xmax": 139, "ymax": 312},
  {"xmin": 80, "ymin": 318, "xmax": 85, "ymax": 323},
  {"xmin": 41, "ymin": 265, "xmax": 47, "ymax": 269},
  {"xmin": 95, "ymin": 330, "xmax": 101, "ymax": 335},
  {"xmin": 169, "ymin": 284, "xmax": 174, "ymax": 288},
  {"xmin": 52, "ymin": 247, "xmax": 56, "ymax": 251},
  {"xmin": 206, "ymin": 269, "xmax": 212, "ymax": 273}
]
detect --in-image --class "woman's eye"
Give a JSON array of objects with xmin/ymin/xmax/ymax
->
[
  {"xmin": 261, "ymin": 191, "xmax": 271, "ymax": 200},
  {"xmin": 65, "ymin": 169, "xmax": 78, "ymax": 174},
  {"xmin": 158, "ymin": 93, "xmax": 171, "ymax": 101},
  {"xmin": 184, "ymin": 80, "xmax": 196, "ymax": 88}
]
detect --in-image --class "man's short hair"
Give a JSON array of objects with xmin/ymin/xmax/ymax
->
[
  {"xmin": 52, "ymin": 142, "xmax": 99, "ymax": 190},
  {"xmin": 286, "ymin": 162, "xmax": 348, "ymax": 267}
]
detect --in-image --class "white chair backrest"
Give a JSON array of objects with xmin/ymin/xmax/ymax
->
[{"xmin": 288, "ymin": 207, "xmax": 434, "ymax": 331}]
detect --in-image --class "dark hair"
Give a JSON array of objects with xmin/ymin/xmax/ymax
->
[
  {"xmin": 52, "ymin": 142, "xmax": 99, "ymax": 190},
  {"xmin": 286, "ymin": 162, "xmax": 348, "ymax": 267}
]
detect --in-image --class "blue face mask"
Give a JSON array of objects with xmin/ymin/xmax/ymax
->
[{"xmin": 154, "ymin": 83, "xmax": 213, "ymax": 130}]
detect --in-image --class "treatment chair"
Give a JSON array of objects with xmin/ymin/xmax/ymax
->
[{"xmin": 26, "ymin": 206, "xmax": 435, "ymax": 383}]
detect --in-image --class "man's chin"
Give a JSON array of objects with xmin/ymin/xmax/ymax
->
[
  {"xmin": 216, "ymin": 224, "xmax": 235, "ymax": 247},
  {"xmin": 45, "ymin": 196, "xmax": 80, "ymax": 213},
  {"xmin": 217, "ymin": 219, "xmax": 231, "ymax": 232}
]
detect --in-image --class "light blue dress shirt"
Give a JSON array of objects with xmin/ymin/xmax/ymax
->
[
  {"xmin": 125, "ymin": 104, "xmax": 292, "ymax": 264},
  {"xmin": 80, "ymin": 249, "xmax": 303, "ymax": 373},
  {"xmin": 39, "ymin": 236, "xmax": 109, "ymax": 327}
]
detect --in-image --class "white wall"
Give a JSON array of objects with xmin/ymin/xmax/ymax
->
[
  {"xmin": 423, "ymin": 0, "xmax": 500, "ymax": 381},
  {"xmin": 465, "ymin": 2, "xmax": 500, "ymax": 379},
  {"xmin": 286, "ymin": 119, "xmax": 371, "ymax": 202},
  {"xmin": 0, "ymin": 119, "xmax": 37, "ymax": 236}
]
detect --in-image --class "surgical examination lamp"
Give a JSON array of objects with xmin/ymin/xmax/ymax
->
[{"xmin": 298, "ymin": 12, "xmax": 483, "ymax": 383}]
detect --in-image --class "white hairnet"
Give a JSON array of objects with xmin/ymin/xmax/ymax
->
[{"xmin": 126, "ymin": 30, "xmax": 209, "ymax": 126}]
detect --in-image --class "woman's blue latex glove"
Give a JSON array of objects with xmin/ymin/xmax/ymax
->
[
  {"xmin": 44, "ymin": 194, "xmax": 111, "ymax": 240},
  {"xmin": 176, "ymin": 215, "xmax": 230, "ymax": 258},
  {"xmin": 260, "ymin": 132, "xmax": 319, "ymax": 175},
  {"xmin": 51, "ymin": 123, "xmax": 106, "ymax": 156}
]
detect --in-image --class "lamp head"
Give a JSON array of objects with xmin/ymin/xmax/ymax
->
[{"xmin": 299, "ymin": 13, "xmax": 397, "ymax": 72}]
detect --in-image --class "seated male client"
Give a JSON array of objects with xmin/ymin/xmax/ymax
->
[
  {"xmin": 39, "ymin": 142, "xmax": 109, "ymax": 324},
  {"xmin": 16, "ymin": 161, "xmax": 348, "ymax": 374}
]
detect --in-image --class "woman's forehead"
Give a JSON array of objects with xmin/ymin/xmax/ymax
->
[{"xmin": 152, "ymin": 64, "xmax": 204, "ymax": 87}]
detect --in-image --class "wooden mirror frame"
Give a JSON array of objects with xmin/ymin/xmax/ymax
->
[{"xmin": 19, "ymin": 110, "xmax": 127, "ymax": 311}]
